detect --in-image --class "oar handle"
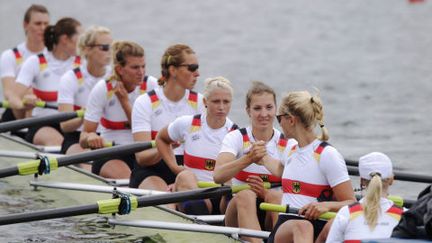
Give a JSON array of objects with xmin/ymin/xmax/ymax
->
[
  {"xmin": 259, "ymin": 203, "xmax": 336, "ymax": 220},
  {"xmin": 0, "ymin": 101, "xmax": 10, "ymax": 109},
  {"xmin": 34, "ymin": 101, "xmax": 57, "ymax": 109},
  {"xmin": 197, "ymin": 181, "xmax": 271, "ymax": 193},
  {"xmin": 104, "ymin": 141, "xmax": 115, "ymax": 147}
]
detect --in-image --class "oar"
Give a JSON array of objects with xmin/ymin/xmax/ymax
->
[
  {"xmin": 347, "ymin": 166, "xmax": 432, "ymax": 184},
  {"xmin": 0, "ymin": 110, "xmax": 84, "ymax": 133},
  {"xmin": 197, "ymin": 181, "xmax": 273, "ymax": 192},
  {"xmin": 0, "ymin": 150, "xmax": 64, "ymax": 159},
  {"xmin": 0, "ymin": 100, "xmax": 57, "ymax": 110},
  {"xmin": 0, "ymin": 141, "xmax": 154, "ymax": 178},
  {"xmin": 0, "ymin": 185, "xmax": 243, "ymax": 226},
  {"xmin": 108, "ymin": 219, "xmax": 270, "ymax": 239},
  {"xmin": 30, "ymin": 181, "xmax": 166, "ymax": 196},
  {"xmin": 260, "ymin": 203, "xmax": 336, "ymax": 220}
]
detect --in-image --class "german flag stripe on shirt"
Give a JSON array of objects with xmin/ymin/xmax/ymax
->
[
  {"xmin": 239, "ymin": 128, "xmax": 251, "ymax": 149},
  {"xmin": 148, "ymin": 90, "xmax": 160, "ymax": 109},
  {"xmin": 12, "ymin": 47, "xmax": 22, "ymax": 65},
  {"xmin": 188, "ymin": 91, "xmax": 198, "ymax": 109},
  {"xmin": 38, "ymin": 53, "xmax": 48, "ymax": 71},
  {"xmin": 386, "ymin": 205, "xmax": 403, "ymax": 221},
  {"xmin": 73, "ymin": 67, "xmax": 84, "ymax": 85},
  {"xmin": 190, "ymin": 114, "xmax": 201, "ymax": 132}
]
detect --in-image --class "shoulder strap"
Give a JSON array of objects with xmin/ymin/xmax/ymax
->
[
  {"xmin": 314, "ymin": 141, "xmax": 330, "ymax": 162},
  {"xmin": 140, "ymin": 75, "xmax": 148, "ymax": 94},
  {"xmin": 348, "ymin": 202, "xmax": 363, "ymax": 220},
  {"xmin": 277, "ymin": 133, "xmax": 288, "ymax": 152},
  {"xmin": 239, "ymin": 128, "xmax": 250, "ymax": 149},
  {"xmin": 230, "ymin": 123, "xmax": 239, "ymax": 132},
  {"xmin": 386, "ymin": 205, "xmax": 403, "ymax": 221},
  {"xmin": 12, "ymin": 47, "xmax": 23, "ymax": 65},
  {"xmin": 73, "ymin": 67, "xmax": 84, "ymax": 85},
  {"xmin": 105, "ymin": 79, "xmax": 115, "ymax": 99},
  {"xmin": 188, "ymin": 90, "xmax": 198, "ymax": 110},
  {"xmin": 37, "ymin": 53, "xmax": 47, "ymax": 71},
  {"xmin": 73, "ymin": 56, "xmax": 81, "ymax": 68},
  {"xmin": 147, "ymin": 89, "xmax": 160, "ymax": 109},
  {"xmin": 190, "ymin": 114, "xmax": 202, "ymax": 133}
]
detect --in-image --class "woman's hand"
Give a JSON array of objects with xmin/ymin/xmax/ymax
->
[
  {"xmin": 299, "ymin": 202, "xmax": 330, "ymax": 220},
  {"xmin": 114, "ymin": 82, "xmax": 129, "ymax": 102},
  {"xmin": 86, "ymin": 132, "xmax": 105, "ymax": 149},
  {"xmin": 246, "ymin": 175, "xmax": 267, "ymax": 199},
  {"xmin": 246, "ymin": 141, "xmax": 267, "ymax": 164},
  {"xmin": 22, "ymin": 94, "xmax": 38, "ymax": 109}
]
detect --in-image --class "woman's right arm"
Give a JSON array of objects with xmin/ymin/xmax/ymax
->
[
  {"xmin": 10, "ymin": 56, "xmax": 38, "ymax": 110},
  {"xmin": 134, "ymin": 131, "xmax": 162, "ymax": 167},
  {"xmin": 80, "ymin": 120, "xmax": 104, "ymax": 148},
  {"xmin": 213, "ymin": 135, "xmax": 267, "ymax": 183}
]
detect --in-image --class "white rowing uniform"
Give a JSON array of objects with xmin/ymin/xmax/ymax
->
[
  {"xmin": 58, "ymin": 64, "xmax": 111, "ymax": 131},
  {"xmin": 281, "ymin": 139, "xmax": 350, "ymax": 210},
  {"xmin": 132, "ymin": 86, "xmax": 205, "ymax": 155},
  {"xmin": 326, "ymin": 198, "xmax": 403, "ymax": 243},
  {"xmin": 16, "ymin": 52, "xmax": 81, "ymax": 117},
  {"xmin": 0, "ymin": 42, "xmax": 47, "ymax": 79},
  {"xmin": 167, "ymin": 113, "xmax": 237, "ymax": 182},
  {"xmin": 84, "ymin": 76, "xmax": 157, "ymax": 145},
  {"xmin": 219, "ymin": 126, "xmax": 296, "ymax": 185}
]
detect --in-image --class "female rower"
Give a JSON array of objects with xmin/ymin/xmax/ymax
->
[
  {"xmin": 130, "ymin": 43, "xmax": 204, "ymax": 190},
  {"xmin": 79, "ymin": 41, "xmax": 154, "ymax": 179},
  {"xmin": 262, "ymin": 91, "xmax": 356, "ymax": 243},
  {"xmin": 213, "ymin": 81, "xmax": 295, "ymax": 243},
  {"xmin": 9, "ymin": 17, "xmax": 82, "ymax": 146},
  {"xmin": 0, "ymin": 4, "xmax": 49, "ymax": 123},
  {"xmin": 156, "ymin": 76, "xmax": 236, "ymax": 215},
  {"xmin": 58, "ymin": 26, "xmax": 113, "ymax": 155},
  {"xmin": 326, "ymin": 152, "xmax": 401, "ymax": 243}
]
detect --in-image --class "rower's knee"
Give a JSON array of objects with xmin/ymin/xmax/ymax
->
[
  {"xmin": 275, "ymin": 220, "xmax": 313, "ymax": 243},
  {"xmin": 175, "ymin": 170, "xmax": 197, "ymax": 191},
  {"xmin": 236, "ymin": 189, "xmax": 257, "ymax": 210}
]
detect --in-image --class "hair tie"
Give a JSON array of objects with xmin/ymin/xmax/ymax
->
[
  {"xmin": 310, "ymin": 97, "xmax": 314, "ymax": 103},
  {"xmin": 369, "ymin": 172, "xmax": 382, "ymax": 178},
  {"xmin": 319, "ymin": 121, "xmax": 324, "ymax": 128}
]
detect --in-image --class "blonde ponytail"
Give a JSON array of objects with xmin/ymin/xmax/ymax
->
[{"xmin": 363, "ymin": 173, "xmax": 382, "ymax": 230}]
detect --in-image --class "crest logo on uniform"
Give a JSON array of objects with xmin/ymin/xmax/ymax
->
[
  {"xmin": 260, "ymin": 175, "xmax": 269, "ymax": 182},
  {"xmin": 292, "ymin": 181, "xmax": 301, "ymax": 193},
  {"xmin": 205, "ymin": 159, "xmax": 216, "ymax": 170},
  {"xmin": 192, "ymin": 134, "xmax": 200, "ymax": 141}
]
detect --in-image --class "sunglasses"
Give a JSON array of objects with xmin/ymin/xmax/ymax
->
[
  {"xmin": 276, "ymin": 114, "xmax": 290, "ymax": 123},
  {"xmin": 178, "ymin": 63, "xmax": 199, "ymax": 72},
  {"xmin": 89, "ymin": 44, "xmax": 110, "ymax": 51}
]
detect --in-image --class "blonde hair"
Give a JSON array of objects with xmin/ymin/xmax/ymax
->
[
  {"xmin": 159, "ymin": 44, "xmax": 195, "ymax": 86},
  {"xmin": 362, "ymin": 174, "xmax": 392, "ymax": 230},
  {"xmin": 279, "ymin": 90, "xmax": 329, "ymax": 141},
  {"xmin": 245, "ymin": 81, "xmax": 276, "ymax": 109},
  {"xmin": 203, "ymin": 76, "xmax": 233, "ymax": 99},
  {"xmin": 77, "ymin": 26, "xmax": 111, "ymax": 58},
  {"xmin": 110, "ymin": 41, "xmax": 144, "ymax": 80}
]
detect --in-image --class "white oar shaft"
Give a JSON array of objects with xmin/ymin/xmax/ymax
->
[
  {"xmin": 29, "ymin": 181, "xmax": 166, "ymax": 196},
  {"xmin": 0, "ymin": 150, "xmax": 64, "ymax": 159},
  {"xmin": 108, "ymin": 219, "xmax": 270, "ymax": 239}
]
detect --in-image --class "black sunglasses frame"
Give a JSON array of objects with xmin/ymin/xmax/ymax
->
[
  {"xmin": 276, "ymin": 114, "xmax": 290, "ymax": 123},
  {"xmin": 178, "ymin": 63, "xmax": 199, "ymax": 72},
  {"xmin": 88, "ymin": 44, "xmax": 110, "ymax": 51}
]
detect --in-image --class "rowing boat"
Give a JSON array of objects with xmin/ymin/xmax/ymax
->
[{"xmin": 0, "ymin": 134, "xmax": 240, "ymax": 242}]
